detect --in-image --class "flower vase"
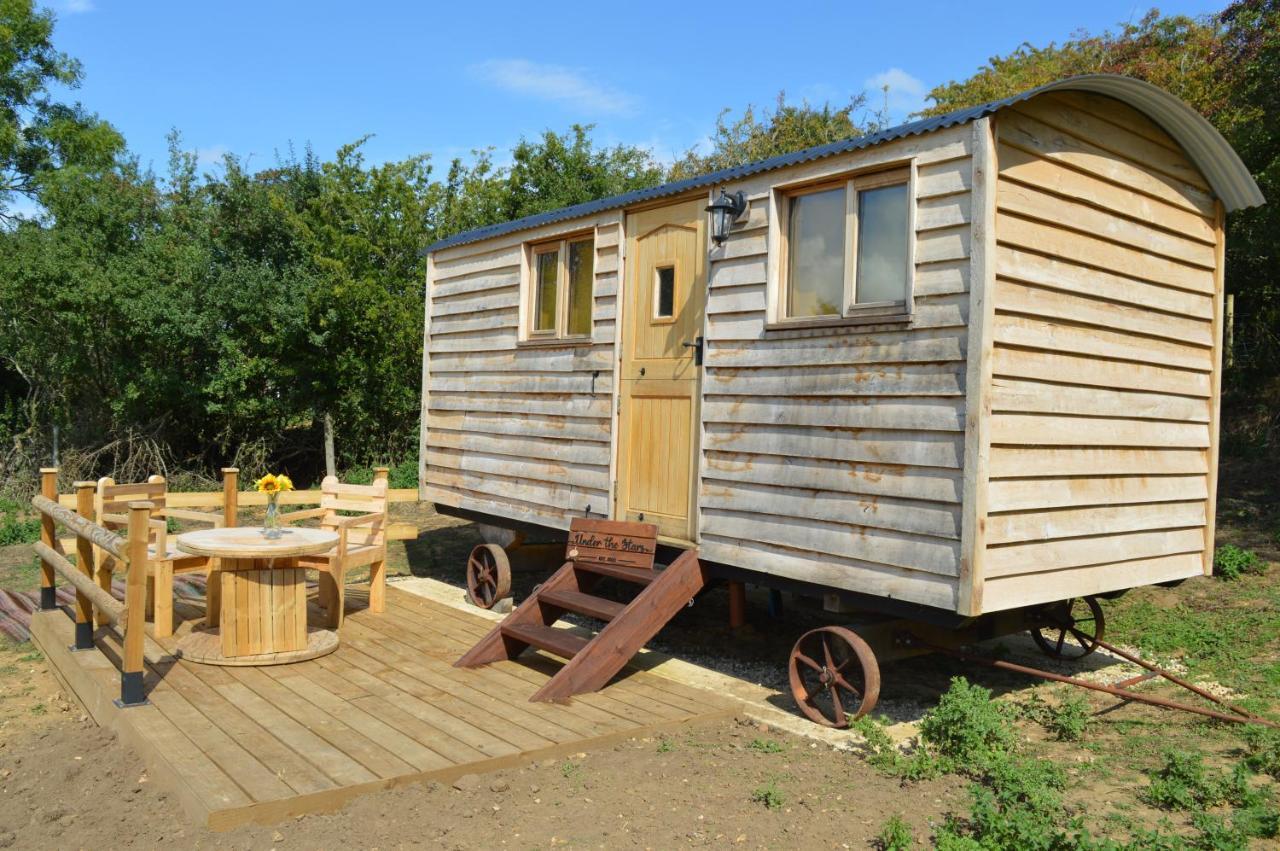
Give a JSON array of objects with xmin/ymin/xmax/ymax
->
[{"xmin": 264, "ymin": 492, "xmax": 282, "ymax": 539}]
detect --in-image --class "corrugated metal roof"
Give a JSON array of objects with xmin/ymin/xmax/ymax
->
[{"xmin": 425, "ymin": 74, "xmax": 1263, "ymax": 255}]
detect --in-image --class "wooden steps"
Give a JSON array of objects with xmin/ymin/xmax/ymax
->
[
  {"xmin": 572, "ymin": 562, "xmax": 657, "ymax": 585},
  {"xmin": 456, "ymin": 519, "xmax": 709, "ymax": 703},
  {"xmin": 538, "ymin": 589, "xmax": 625, "ymax": 622},
  {"xmin": 501, "ymin": 622, "xmax": 590, "ymax": 659}
]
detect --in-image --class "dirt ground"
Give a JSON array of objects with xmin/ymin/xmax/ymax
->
[{"xmin": 1, "ymin": 454, "xmax": 1278, "ymax": 847}]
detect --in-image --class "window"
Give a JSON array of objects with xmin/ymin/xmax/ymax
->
[
  {"xmin": 779, "ymin": 167, "xmax": 911, "ymax": 322},
  {"xmin": 526, "ymin": 234, "xmax": 594, "ymax": 339},
  {"xmin": 655, "ymin": 266, "xmax": 675, "ymax": 319}
]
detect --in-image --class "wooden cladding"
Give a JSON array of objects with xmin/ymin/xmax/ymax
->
[{"xmin": 980, "ymin": 91, "xmax": 1219, "ymax": 612}]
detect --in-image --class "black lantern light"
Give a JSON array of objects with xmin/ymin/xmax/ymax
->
[{"xmin": 706, "ymin": 189, "xmax": 747, "ymax": 245}]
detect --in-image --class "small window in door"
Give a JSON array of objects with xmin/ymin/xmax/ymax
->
[{"xmin": 655, "ymin": 265, "xmax": 675, "ymax": 319}]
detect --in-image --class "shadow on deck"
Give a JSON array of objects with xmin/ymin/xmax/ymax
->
[{"xmin": 30, "ymin": 586, "xmax": 734, "ymax": 831}]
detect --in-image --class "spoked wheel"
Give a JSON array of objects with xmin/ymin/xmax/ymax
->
[
  {"xmin": 1030, "ymin": 596, "xmax": 1105, "ymax": 661},
  {"xmin": 465, "ymin": 544, "xmax": 511, "ymax": 609},
  {"xmin": 788, "ymin": 626, "xmax": 881, "ymax": 728}
]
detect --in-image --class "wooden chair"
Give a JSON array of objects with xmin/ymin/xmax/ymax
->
[
  {"xmin": 95, "ymin": 475, "xmax": 224, "ymax": 638},
  {"xmin": 285, "ymin": 476, "xmax": 388, "ymax": 628}
]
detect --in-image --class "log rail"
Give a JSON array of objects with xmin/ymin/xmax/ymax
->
[{"xmin": 32, "ymin": 468, "xmax": 151, "ymax": 707}]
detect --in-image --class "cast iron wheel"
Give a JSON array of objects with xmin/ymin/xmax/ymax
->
[
  {"xmin": 1030, "ymin": 596, "xmax": 1105, "ymax": 660},
  {"xmin": 788, "ymin": 626, "xmax": 881, "ymax": 728},
  {"xmin": 465, "ymin": 544, "xmax": 511, "ymax": 609}
]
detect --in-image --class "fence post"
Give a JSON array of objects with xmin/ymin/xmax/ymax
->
[
  {"xmin": 221, "ymin": 467, "xmax": 239, "ymax": 528},
  {"xmin": 38, "ymin": 468, "xmax": 58, "ymax": 610},
  {"xmin": 72, "ymin": 482, "xmax": 97, "ymax": 650},
  {"xmin": 373, "ymin": 466, "xmax": 390, "ymax": 485},
  {"xmin": 117, "ymin": 500, "xmax": 152, "ymax": 708}
]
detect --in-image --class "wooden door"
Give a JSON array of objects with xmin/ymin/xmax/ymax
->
[{"xmin": 616, "ymin": 197, "xmax": 706, "ymax": 542}]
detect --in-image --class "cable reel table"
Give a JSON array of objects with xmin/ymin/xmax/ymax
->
[{"xmin": 173, "ymin": 526, "xmax": 340, "ymax": 666}]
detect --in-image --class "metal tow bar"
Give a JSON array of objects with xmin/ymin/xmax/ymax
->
[{"xmin": 902, "ymin": 634, "xmax": 1278, "ymax": 729}]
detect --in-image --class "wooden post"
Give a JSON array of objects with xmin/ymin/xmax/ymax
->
[
  {"xmin": 119, "ymin": 501, "xmax": 151, "ymax": 707},
  {"xmin": 38, "ymin": 468, "xmax": 57, "ymax": 610},
  {"xmin": 727, "ymin": 580, "xmax": 746, "ymax": 630},
  {"xmin": 221, "ymin": 467, "xmax": 239, "ymax": 528},
  {"xmin": 373, "ymin": 466, "xmax": 390, "ymax": 484},
  {"xmin": 73, "ymin": 482, "xmax": 97, "ymax": 649}
]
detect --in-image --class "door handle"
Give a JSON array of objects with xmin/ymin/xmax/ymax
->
[{"xmin": 682, "ymin": 337, "xmax": 704, "ymax": 366}]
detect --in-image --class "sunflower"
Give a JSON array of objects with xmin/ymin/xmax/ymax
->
[
  {"xmin": 275, "ymin": 474, "xmax": 295, "ymax": 492},
  {"xmin": 256, "ymin": 474, "xmax": 280, "ymax": 494}
]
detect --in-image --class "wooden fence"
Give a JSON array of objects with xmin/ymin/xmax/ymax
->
[{"xmin": 33, "ymin": 468, "xmax": 151, "ymax": 706}]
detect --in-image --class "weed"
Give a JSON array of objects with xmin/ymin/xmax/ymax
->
[
  {"xmin": 559, "ymin": 760, "xmax": 580, "ymax": 779},
  {"xmin": 1047, "ymin": 692, "xmax": 1092, "ymax": 742},
  {"xmin": 656, "ymin": 736, "xmax": 675, "ymax": 753},
  {"xmin": 1241, "ymin": 725, "xmax": 1280, "ymax": 779},
  {"xmin": 30, "ymin": 702, "xmax": 45, "ymax": 715},
  {"xmin": 750, "ymin": 779, "xmax": 785, "ymax": 810},
  {"xmin": 875, "ymin": 813, "xmax": 914, "ymax": 850},
  {"xmin": 19, "ymin": 649, "xmax": 41, "ymax": 663},
  {"xmin": 1214, "ymin": 544, "xmax": 1266, "ymax": 580},
  {"xmin": 918, "ymin": 677, "xmax": 1017, "ymax": 771},
  {"xmin": 748, "ymin": 737, "xmax": 784, "ymax": 754},
  {"xmin": 1142, "ymin": 750, "xmax": 1260, "ymax": 810}
]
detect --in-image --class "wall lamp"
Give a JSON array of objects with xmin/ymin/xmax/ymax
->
[{"xmin": 706, "ymin": 189, "xmax": 747, "ymax": 245}]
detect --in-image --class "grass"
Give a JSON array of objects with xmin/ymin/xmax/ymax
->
[{"xmin": 0, "ymin": 497, "xmax": 40, "ymax": 547}]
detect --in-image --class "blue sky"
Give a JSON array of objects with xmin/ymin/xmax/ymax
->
[{"xmin": 45, "ymin": 0, "xmax": 1224, "ymax": 178}]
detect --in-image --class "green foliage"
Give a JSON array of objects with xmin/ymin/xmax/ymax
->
[
  {"xmin": 1144, "ymin": 750, "xmax": 1227, "ymax": 810},
  {"xmin": 0, "ymin": 498, "xmax": 39, "ymax": 545},
  {"xmin": 876, "ymin": 813, "xmax": 915, "ymax": 850},
  {"xmin": 0, "ymin": 0, "xmax": 124, "ymax": 220},
  {"xmin": 1047, "ymin": 693, "xmax": 1092, "ymax": 742},
  {"xmin": 750, "ymin": 779, "xmax": 785, "ymax": 810},
  {"xmin": 747, "ymin": 737, "xmax": 784, "ymax": 754},
  {"xmin": 668, "ymin": 92, "xmax": 883, "ymax": 181},
  {"xmin": 655, "ymin": 736, "xmax": 675, "ymax": 753},
  {"xmin": 918, "ymin": 677, "xmax": 1019, "ymax": 770},
  {"xmin": 1241, "ymin": 725, "xmax": 1280, "ymax": 779},
  {"xmin": 1214, "ymin": 544, "xmax": 1266, "ymax": 580}
]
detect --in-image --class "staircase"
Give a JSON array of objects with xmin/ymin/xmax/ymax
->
[{"xmin": 454, "ymin": 519, "xmax": 708, "ymax": 703}]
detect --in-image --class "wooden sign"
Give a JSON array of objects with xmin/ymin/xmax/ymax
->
[{"xmin": 566, "ymin": 518, "xmax": 658, "ymax": 569}]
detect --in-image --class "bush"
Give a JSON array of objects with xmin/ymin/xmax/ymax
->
[
  {"xmin": 1214, "ymin": 544, "xmax": 1266, "ymax": 580},
  {"xmin": 918, "ymin": 677, "xmax": 1018, "ymax": 770},
  {"xmin": 1047, "ymin": 693, "xmax": 1092, "ymax": 742},
  {"xmin": 0, "ymin": 499, "xmax": 40, "ymax": 547},
  {"xmin": 876, "ymin": 814, "xmax": 915, "ymax": 850}
]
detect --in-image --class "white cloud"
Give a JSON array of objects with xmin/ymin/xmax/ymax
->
[
  {"xmin": 863, "ymin": 68, "xmax": 929, "ymax": 119},
  {"xmin": 470, "ymin": 59, "xmax": 638, "ymax": 116},
  {"xmin": 196, "ymin": 145, "xmax": 230, "ymax": 167},
  {"xmin": 58, "ymin": 0, "xmax": 95, "ymax": 13}
]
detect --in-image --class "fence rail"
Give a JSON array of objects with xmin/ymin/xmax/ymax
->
[{"xmin": 33, "ymin": 468, "xmax": 150, "ymax": 706}]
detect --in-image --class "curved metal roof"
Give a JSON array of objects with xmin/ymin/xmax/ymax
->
[{"xmin": 426, "ymin": 74, "xmax": 1262, "ymax": 255}]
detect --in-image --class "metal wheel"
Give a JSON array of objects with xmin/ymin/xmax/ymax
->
[
  {"xmin": 1030, "ymin": 596, "xmax": 1105, "ymax": 661},
  {"xmin": 789, "ymin": 626, "xmax": 880, "ymax": 728},
  {"xmin": 465, "ymin": 544, "xmax": 511, "ymax": 609}
]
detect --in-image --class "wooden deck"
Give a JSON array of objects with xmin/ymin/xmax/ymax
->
[{"xmin": 31, "ymin": 585, "xmax": 734, "ymax": 830}]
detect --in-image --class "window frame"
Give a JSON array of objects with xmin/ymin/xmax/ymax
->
[
  {"xmin": 771, "ymin": 164, "xmax": 915, "ymax": 328},
  {"xmin": 521, "ymin": 231, "xmax": 595, "ymax": 343}
]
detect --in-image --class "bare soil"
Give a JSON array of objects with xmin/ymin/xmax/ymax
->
[{"xmin": 0, "ymin": 710, "xmax": 963, "ymax": 849}]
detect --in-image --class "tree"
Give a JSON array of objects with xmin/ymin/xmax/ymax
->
[
  {"xmin": 668, "ymin": 92, "xmax": 884, "ymax": 180},
  {"xmin": 922, "ymin": 3, "xmax": 1280, "ymax": 444},
  {"xmin": 0, "ymin": 0, "xmax": 123, "ymax": 222}
]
